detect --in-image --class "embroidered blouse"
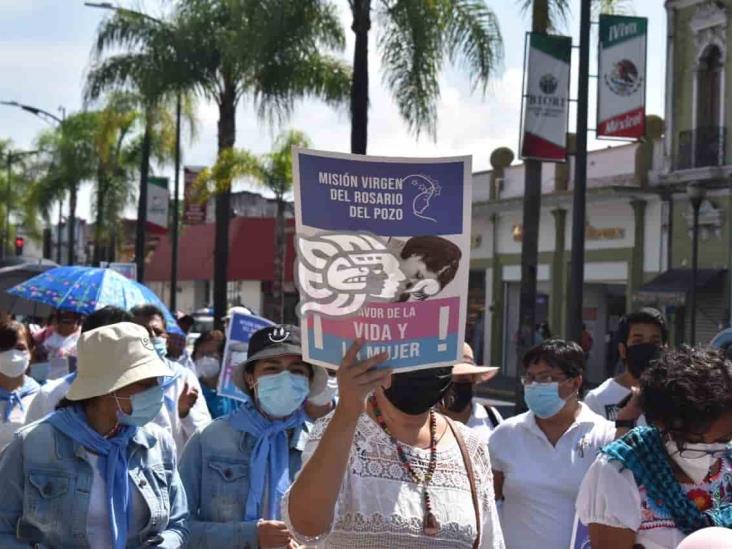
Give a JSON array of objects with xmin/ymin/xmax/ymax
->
[{"xmin": 282, "ymin": 411, "xmax": 505, "ymax": 548}]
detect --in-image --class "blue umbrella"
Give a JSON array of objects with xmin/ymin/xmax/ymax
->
[{"xmin": 7, "ymin": 266, "xmax": 183, "ymax": 335}]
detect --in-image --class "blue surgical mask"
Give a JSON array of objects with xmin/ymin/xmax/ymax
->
[
  {"xmin": 152, "ymin": 337, "xmax": 168, "ymax": 359},
  {"xmin": 115, "ymin": 384, "xmax": 165, "ymax": 427},
  {"xmin": 256, "ymin": 371, "xmax": 309, "ymax": 418},
  {"xmin": 523, "ymin": 382, "xmax": 567, "ymax": 419}
]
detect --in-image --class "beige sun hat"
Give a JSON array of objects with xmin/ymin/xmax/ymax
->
[
  {"xmin": 66, "ymin": 322, "xmax": 173, "ymax": 401},
  {"xmin": 452, "ymin": 342, "xmax": 499, "ymax": 382}
]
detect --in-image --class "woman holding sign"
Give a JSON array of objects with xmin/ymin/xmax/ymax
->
[
  {"xmin": 576, "ymin": 346, "xmax": 732, "ymax": 549},
  {"xmin": 179, "ymin": 324, "xmax": 329, "ymax": 548},
  {"xmin": 283, "ymin": 340, "xmax": 505, "ymax": 548}
]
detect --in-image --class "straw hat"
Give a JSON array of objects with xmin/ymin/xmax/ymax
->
[
  {"xmin": 66, "ymin": 322, "xmax": 173, "ymax": 401},
  {"xmin": 452, "ymin": 342, "xmax": 499, "ymax": 382}
]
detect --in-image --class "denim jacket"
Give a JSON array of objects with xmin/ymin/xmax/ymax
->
[
  {"xmin": 0, "ymin": 419, "xmax": 189, "ymax": 548},
  {"xmin": 178, "ymin": 416, "xmax": 308, "ymax": 548}
]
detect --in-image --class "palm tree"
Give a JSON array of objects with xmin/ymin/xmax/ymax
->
[
  {"xmin": 174, "ymin": 0, "xmax": 350, "ymax": 328},
  {"xmin": 33, "ymin": 112, "xmax": 98, "ymax": 265},
  {"xmin": 195, "ymin": 130, "xmax": 310, "ymax": 322},
  {"xmin": 86, "ymin": 9, "xmax": 188, "ymax": 281},
  {"xmin": 348, "ymin": 0, "xmax": 503, "ymax": 154}
]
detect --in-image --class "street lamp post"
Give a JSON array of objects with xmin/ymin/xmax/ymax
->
[
  {"xmin": 0, "ymin": 101, "xmax": 66, "ymax": 263},
  {"xmin": 687, "ymin": 182, "xmax": 705, "ymax": 345},
  {"xmin": 85, "ymin": 3, "xmax": 183, "ymax": 294}
]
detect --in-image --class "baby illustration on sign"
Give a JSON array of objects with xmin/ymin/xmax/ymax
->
[
  {"xmin": 407, "ymin": 174, "xmax": 441, "ymax": 223},
  {"xmin": 296, "ymin": 232, "xmax": 462, "ymax": 319}
]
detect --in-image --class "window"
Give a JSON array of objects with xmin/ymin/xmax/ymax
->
[{"xmin": 697, "ymin": 45, "xmax": 723, "ymax": 129}]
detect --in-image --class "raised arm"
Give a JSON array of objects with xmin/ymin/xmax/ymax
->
[{"xmin": 286, "ymin": 341, "xmax": 390, "ymax": 538}]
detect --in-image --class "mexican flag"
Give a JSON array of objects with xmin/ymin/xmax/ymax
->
[
  {"xmin": 597, "ymin": 15, "xmax": 647, "ymax": 139},
  {"xmin": 520, "ymin": 33, "xmax": 572, "ymax": 162}
]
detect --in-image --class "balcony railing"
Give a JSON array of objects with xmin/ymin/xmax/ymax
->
[{"xmin": 677, "ymin": 126, "xmax": 727, "ymax": 169}]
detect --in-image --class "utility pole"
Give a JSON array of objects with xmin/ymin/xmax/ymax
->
[
  {"xmin": 566, "ymin": 0, "xmax": 592, "ymax": 342},
  {"xmin": 515, "ymin": 0, "xmax": 548, "ymax": 412},
  {"xmin": 170, "ymin": 92, "xmax": 182, "ymax": 312}
]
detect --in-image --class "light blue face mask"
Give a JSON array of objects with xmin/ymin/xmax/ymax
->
[
  {"xmin": 115, "ymin": 384, "xmax": 165, "ymax": 427},
  {"xmin": 152, "ymin": 337, "xmax": 168, "ymax": 359},
  {"xmin": 256, "ymin": 370, "xmax": 310, "ymax": 418},
  {"xmin": 523, "ymin": 382, "xmax": 567, "ymax": 419}
]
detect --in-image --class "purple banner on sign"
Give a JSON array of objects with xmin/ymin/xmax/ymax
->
[{"xmin": 298, "ymin": 153, "xmax": 464, "ymax": 236}]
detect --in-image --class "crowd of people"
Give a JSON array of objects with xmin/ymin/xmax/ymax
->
[{"xmin": 0, "ymin": 303, "xmax": 729, "ymax": 547}]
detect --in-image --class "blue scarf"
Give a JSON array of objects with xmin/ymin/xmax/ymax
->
[
  {"xmin": 46, "ymin": 406, "xmax": 138, "ymax": 549},
  {"xmin": 602, "ymin": 425, "xmax": 732, "ymax": 534},
  {"xmin": 226, "ymin": 395, "xmax": 307, "ymax": 521},
  {"xmin": 0, "ymin": 376, "xmax": 39, "ymax": 422}
]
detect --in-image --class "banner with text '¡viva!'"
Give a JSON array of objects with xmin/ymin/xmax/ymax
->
[
  {"xmin": 597, "ymin": 14, "xmax": 647, "ymax": 140},
  {"xmin": 292, "ymin": 148, "xmax": 471, "ymax": 372}
]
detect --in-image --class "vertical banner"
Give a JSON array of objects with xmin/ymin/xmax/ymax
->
[
  {"xmin": 597, "ymin": 15, "xmax": 647, "ymax": 139},
  {"xmin": 520, "ymin": 33, "xmax": 572, "ymax": 162},
  {"xmin": 217, "ymin": 311, "xmax": 275, "ymax": 401},
  {"xmin": 147, "ymin": 176, "xmax": 170, "ymax": 233},
  {"xmin": 293, "ymin": 148, "xmax": 472, "ymax": 371},
  {"xmin": 183, "ymin": 166, "xmax": 206, "ymax": 225}
]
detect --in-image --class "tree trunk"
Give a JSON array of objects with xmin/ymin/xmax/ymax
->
[
  {"xmin": 93, "ymin": 173, "xmax": 105, "ymax": 266},
  {"xmin": 350, "ymin": 0, "xmax": 371, "ymax": 154},
  {"xmin": 135, "ymin": 113, "xmax": 153, "ymax": 283},
  {"xmin": 213, "ymin": 82, "xmax": 237, "ymax": 331},
  {"xmin": 272, "ymin": 193, "xmax": 286, "ymax": 323},
  {"xmin": 514, "ymin": 0, "xmax": 549, "ymax": 414},
  {"xmin": 67, "ymin": 183, "xmax": 77, "ymax": 265}
]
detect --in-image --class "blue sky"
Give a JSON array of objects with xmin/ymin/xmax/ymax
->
[{"xmin": 0, "ymin": 0, "xmax": 666, "ymax": 221}]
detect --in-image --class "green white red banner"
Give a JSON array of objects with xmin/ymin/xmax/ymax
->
[
  {"xmin": 597, "ymin": 15, "xmax": 647, "ymax": 139},
  {"xmin": 520, "ymin": 33, "xmax": 572, "ymax": 162}
]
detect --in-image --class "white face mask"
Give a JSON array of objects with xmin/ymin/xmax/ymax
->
[
  {"xmin": 195, "ymin": 356, "xmax": 221, "ymax": 379},
  {"xmin": 0, "ymin": 349, "xmax": 30, "ymax": 378},
  {"xmin": 308, "ymin": 376, "xmax": 338, "ymax": 406},
  {"xmin": 665, "ymin": 439, "xmax": 728, "ymax": 485}
]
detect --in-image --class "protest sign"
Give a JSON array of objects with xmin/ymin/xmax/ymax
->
[
  {"xmin": 217, "ymin": 311, "xmax": 275, "ymax": 401},
  {"xmin": 293, "ymin": 148, "xmax": 471, "ymax": 371},
  {"xmin": 570, "ymin": 515, "xmax": 591, "ymax": 549}
]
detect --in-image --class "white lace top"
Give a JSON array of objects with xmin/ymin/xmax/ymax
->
[{"xmin": 282, "ymin": 412, "xmax": 505, "ymax": 548}]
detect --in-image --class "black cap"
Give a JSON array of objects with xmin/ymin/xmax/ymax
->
[{"xmin": 244, "ymin": 324, "xmax": 302, "ymax": 366}]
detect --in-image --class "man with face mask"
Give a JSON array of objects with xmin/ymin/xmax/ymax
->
[
  {"xmin": 179, "ymin": 324, "xmax": 329, "ymax": 548},
  {"xmin": 584, "ymin": 308, "xmax": 667, "ymax": 423}
]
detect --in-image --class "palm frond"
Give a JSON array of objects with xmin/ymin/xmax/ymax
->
[{"xmin": 516, "ymin": 0, "xmax": 571, "ymax": 33}]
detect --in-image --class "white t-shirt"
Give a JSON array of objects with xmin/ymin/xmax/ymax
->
[
  {"xmin": 0, "ymin": 378, "xmax": 39, "ymax": 451},
  {"xmin": 466, "ymin": 401, "xmax": 503, "ymax": 445},
  {"xmin": 584, "ymin": 378, "xmax": 647, "ymax": 425},
  {"xmin": 576, "ymin": 454, "xmax": 732, "ymax": 549},
  {"xmin": 86, "ymin": 454, "xmax": 149, "ymax": 548},
  {"xmin": 488, "ymin": 403, "xmax": 616, "ymax": 549}
]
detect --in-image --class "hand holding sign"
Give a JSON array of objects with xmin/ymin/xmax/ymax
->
[{"xmin": 335, "ymin": 339, "xmax": 391, "ymax": 422}]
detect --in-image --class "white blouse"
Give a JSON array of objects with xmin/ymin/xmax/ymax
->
[
  {"xmin": 282, "ymin": 411, "xmax": 505, "ymax": 548},
  {"xmin": 576, "ymin": 454, "xmax": 732, "ymax": 549}
]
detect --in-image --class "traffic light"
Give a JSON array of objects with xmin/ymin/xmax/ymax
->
[{"xmin": 14, "ymin": 236, "xmax": 24, "ymax": 256}]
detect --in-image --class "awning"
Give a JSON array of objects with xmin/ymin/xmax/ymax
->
[{"xmin": 634, "ymin": 268, "xmax": 726, "ymax": 307}]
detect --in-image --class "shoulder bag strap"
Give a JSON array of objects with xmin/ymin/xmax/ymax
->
[
  {"xmin": 483, "ymin": 404, "xmax": 501, "ymax": 428},
  {"xmin": 444, "ymin": 415, "xmax": 481, "ymax": 549}
]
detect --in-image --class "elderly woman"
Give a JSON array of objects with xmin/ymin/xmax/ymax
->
[
  {"xmin": 0, "ymin": 322, "xmax": 189, "ymax": 548},
  {"xmin": 0, "ymin": 321, "xmax": 39, "ymax": 450},
  {"xmin": 178, "ymin": 324, "xmax": 328, "ymax": 548},
  {"xmin": 577, "ymin": 346, "xmax": 732, "ymax": 549},
  {"xmin": 284, "ymin": 340, "xmax": 505, "ymax": 548},
  {"xmin": 489, "ymin": 339, "xmax": 618, "ymax": 549}
]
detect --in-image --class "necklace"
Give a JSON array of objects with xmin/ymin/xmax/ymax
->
[{"xmin": 370, "ymin": 394, "xmax": 440, "ymax": 536}]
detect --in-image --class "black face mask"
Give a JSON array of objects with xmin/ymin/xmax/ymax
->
[
  {"xmin": 384, "ymin": 367, "xmax": 453, "ymax": 415},
  {"xmin": 626, "ymin": 342, "xmax": 661, "ymax": 379},
  {"xmin": 442, "ymin": 382, "xmax": 474, "ymax": 412}
]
